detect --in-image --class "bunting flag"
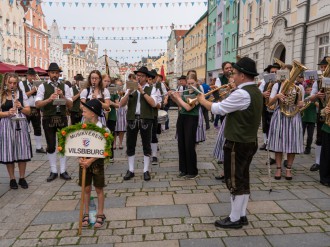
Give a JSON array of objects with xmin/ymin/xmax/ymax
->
[{"xmin": 57, "ymin": 24, "xmax": 193, "ymax": 31}]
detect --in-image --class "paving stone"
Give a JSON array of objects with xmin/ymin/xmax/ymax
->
[
  {"xmin": 266, "ymin": 233, "xmax": 330, "ymax": 247},
  {"xmin": 250, "ymin": 190, "xmax": 297, "ymax": 201},
  {"xmin": 309, "ymin": 198, "xmax": 330, "ymax": 211},
  {"xmin": 165, "ymin": 232, "xmax": 188, "ymax": 240},
  {"xmin": 116, "ymin": 240, "xmax": 179, "ymax": 247},
  {"xmin": 245, "ymin": 228, "xmax": 264, "ymax": 236},
  {"xmin": 104, "ymin": 207, "xmax": 136, "ymax": 220},
  {"xmin": 153, "ymin": 226, "xmax": 173, "ymax": 233},
  {"xmin": 145, "ymin": 219, "xmax": 163, "ymax": 226},
  {"xmin": 142, "ymin": 181, "xmax": 170, "ymax": 188},
  {"xmin": 37, "ymin": 238, "xmax": 59, "ymax": 246},
  {"xmin": 173, "ymin": 193, "xmax": 218, "ymax": 204},
  {"xmin": 223, "ymin": 236, "xmax": 271, "ymax": 247},
  {"xmin": 170, "ymin": 180, "xmax": 197, "ymax": 187},
  {"xmin": 290, "ymin": 189, "xmax": 329, "ymax": 199},
  {"xmin": 134, "ymin": 226, "xmax": 152, "ymax": 235},
  {"xmin": 19, "ymin": 231, "xmax": 40, "ymax": 239},
  {"xmin": 196, "ymin": 179, "xmax": 223, "ymax": 186},
  {"xmin": 122, "ymin": 234, "xmax": 143, "ymax": 242},
  {"xmin": 188, "ymin": 204, "xmax": 213, "ymax": 217},
  {"xmin": 172, "ymin": 224, "xmax": 194, "ymax": 232},
  {"xmin": 103, "ymin": 197, "xmax": 126, "ymax": 208},
  {"xmin": 97, "ymin": 235, "xmax": 122, "ymax": 244},
  {"xmin": 58, "ymin": 237, "xmax": 79, "ymax": 245},
  {"xmin": 276, "ymin": 200, "xmax": 319, "ymax": 213},
  {"xmin": 32, "ymin": 211, "xmax": 79, "ymax": 225},
  {"xmin": 197, "ymin": 162, "xmax": 216, "ymax": 169},
  {"xmin": 79, "ymin": 237, "xmax": 98, "ymax": 245},
  {"xmin": 214, "ymin": 192, "xmax": 231, "ymax": 203},
  {"xmin": 108, "ymin": 182, "xmax": 143, "ymax": 190},
  {"xmin": 180, "ymin": 238, "xmax": 224, "ymax": 247},
  {"xmin": 187, "ymin": 232, "xmax": 208, "ymax": 239},
  {"xmin": 207, "ymin": 230, "xmax": 228, "ymax": 238},
  {"xmin": 145, "ymin": 233, "xmax": 165, "ymax": 241},
  {"xmin": 248, "ymin": 201, "xmax": 285, "ymax": 214},
  {"xmin": 126, "ymin": 195, "xmax": 174, "ymax": 206},
  {"xmin": 209, "ymin": 203, "xmax": 231, "ymax": 216},
  {"xmin": 58, "ymin": 230, "xmax": 78, "ymax": 237},
  {"xmin": 39, "ymin": 231, "xmax": 59, "ymax": 238},
  {"xmin": 12, "ymin": 239, "xmax": 40, "ymax": 247},
  {"xmin": 137, "ymin": 205, "xmax": 189, "ymax": 219},
  {"xmin": 43, "ymin": 200, "xmax": 79, "ymax": 211}
]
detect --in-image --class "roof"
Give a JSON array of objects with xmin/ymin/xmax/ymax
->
[
  {"xmin": 184, "ymin": 11, "xmax": 208, "ymax": 37},
  {"xmin": 63, "ymin": 44, "xmax": 71, "ymax": 50},
  {"xmin": 174, "ymin": 30, "xmax": 188, "ymax": 42},
  {"xmin": 80, "ymin": 44, "xmax": 87, "ymax": 51}
]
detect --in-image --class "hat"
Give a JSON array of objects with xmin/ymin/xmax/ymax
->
[
  {"xmin": 232, "ymin": 57, "xmax": 259, "ymax": 76},
  {"xmin": 149, "ymin": 69, "xmax": 158, "ymax": 79},
  {"xmin": 270, "ymin": 63, "xmax": 281, "ymax": 69},
  {"xmin": 81, "ymin": 99, "xmax": 103, "ymax": 117},
  {"xmin": 134, "ymin": 66, "xmax": 150, "ymax": 76},
  {"xmin": 46, "ymin": 63, "xmax": 62, "ymax": 72},
  {"xmin": 74, "ymin": 73, "xmax": 84, "ymax": 81},
  {"xmin": 263, "ymin": 65, "xmax": 272, "ymax": 73},
  {"xmin": 178, "ymin": 75, "xmax": 187, "ymax": 80},
  {"xmin": 318, "ymin": 56, "xmax": 329, "ymax": 66},
  {"xmin": 26, "ymin": 68, "xmax": 36, "ymax": 75}
]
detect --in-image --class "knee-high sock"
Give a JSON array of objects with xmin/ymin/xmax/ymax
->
[
  {"xmin": 128, "ymin": 155, "xmax": 135, "ymax": 172},
  {"xmin": 229, "ymin": 195, "xmax": 244, "ymax": 222},
  {"xmin": 151, "ymin": 143, "xmax": 157, "ymax": 157},
  {"xmin": 240, "ymin": 194, "xmax": 250, "ymax": 217},
  {"xmin": 263, "ymin": 133, "xmax": 267, "ymax": 145},
  {"xmin": 35, "ymin": 135, "xmax": 42, "ymax": 149},
  {"xmin": 143, "ymin": 155, "xmax": 150, "ymax": 173},
  {"xmin": 47, "ymin": 152, "xmax": 57, "ymax": 173},
  {"xmin": 315, "ymin": 145, "xmax": 321, "ymax": 164},
  {"xmin": 60, "ymin": 156, "xmax": 67, "ymax": 174}
]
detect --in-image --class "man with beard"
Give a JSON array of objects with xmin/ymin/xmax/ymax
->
[{"xmin": 35, "ymin": 63, "xmax": 73, "ymax": 182}]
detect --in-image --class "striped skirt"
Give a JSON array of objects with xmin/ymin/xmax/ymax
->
[
  {"xmin": 115, "ymin": 107, "xmax": 127, "ymax": 132},
  {"xmin": 0, "ymin": 115, "xmax": 32, "ymax": 164},
  {"xmin": 268, "ymin": 107, "xmax": 303, "ymax": 154},
  {"xmin": 213, "ymin": 117, "xmax": 226, "ymax": 162},
  {"xmin": 196, "ymin": 107, "xmax": 205, "ymax": 143}
]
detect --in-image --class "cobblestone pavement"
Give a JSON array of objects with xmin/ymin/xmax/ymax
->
[{"xmin": 1, "ymin": 109, "xmax": 330, "ymax": 247}]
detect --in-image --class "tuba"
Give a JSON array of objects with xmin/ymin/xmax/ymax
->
[
  {"xmin": 279, "ymin": 60, "xmax": 308, "ymax": 117},
  {"xmin": 273, "ymin": 57, "xmax": 286, "ymax": 69}
]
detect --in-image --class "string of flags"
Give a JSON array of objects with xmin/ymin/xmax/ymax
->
[{"xmin": 58, "ymin": 25, "xmax": 193, "ymax": 31}]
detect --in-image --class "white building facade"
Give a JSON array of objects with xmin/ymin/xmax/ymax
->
[{"xmin": 49, "ymin": 20, "xmax": 63, "ymax": 66}]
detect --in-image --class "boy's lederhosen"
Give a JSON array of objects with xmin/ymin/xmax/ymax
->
[
  {"xmin": 42, "ymin": 82, "xmax": 68, "ymax": 154},
  {"xmin": 22, "ymin": 81, "xmax": 42, "ymax": 136},
  {"xmin": 70, "ymin": 85, "xmax": 82, "ymax": 125},
  {"xmin": 78, "ymin": 158, "xmax": 105, "ymax": 188},
  {"xmin": 126, "ymin": 87, "xmax": 154, "ymax": 157},
  {"xmin": 223, "ymin": 85, "xmax": 263, "ymax": 195}
]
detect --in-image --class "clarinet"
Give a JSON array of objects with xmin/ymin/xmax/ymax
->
[
  {"xmin": 52, "ymin": 81, "xmax": 61, "ymax": 114},
  {"xmin": 91, "ymin": 83, "xmax": 96, "ymax": 99},
  {"xmin": 11, "ymin": 89, "xmax": 21, "ymax": 131}
]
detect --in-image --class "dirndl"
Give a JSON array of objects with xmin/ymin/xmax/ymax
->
[
  {"xmin": 0, "ymin": 114, "xmax": 32, "ymax": 164},
  {"xmin": 196, "ymin": 107, "xmax": 205, "ymax": 143},
  {"xmin": 268, "ymin": 107, "xmax": 303, "ymax": 154},
  {"xmin": 115, "ymin": 106, "xmax": 127, "ymax": 132},
  {"xmin": 213, "ymin": 116, "xmax": 226, "ymax": 162}
]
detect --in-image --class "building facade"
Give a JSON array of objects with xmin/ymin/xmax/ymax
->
[
  {"xmin": 215, "ymin": 1, "xmax": 225, "ymax": 73},
  {"xmin": 237, "ymin": 0, "xmax": 330, "ymax": 72},
  {"xmin": 183, "ymin": 11, "xmax": 208, "ymax": 80},
  {"xmin": 49, "ymin": 19, "xmax": 63, "ymax": 66},
  {"xmin": 85, "ymin": 37, "xmax": 99, "ymax": 76},
  {"xmin": 206, "ymin": 0, "xmax": 218, "ymax": 81},
  {"xmin": 62, "ymin": 42, "xmax": 86, "ymax": 80},
  {"xmin": 0, "ymin": 0, "xmax": 25, "ymax": 65},
  {"xmin": 22, "ymin": 0, "xmax": 50, "ymax": 69}
]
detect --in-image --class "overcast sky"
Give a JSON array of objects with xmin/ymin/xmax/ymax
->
[{"xmin": 42, "ymin": 1, "xmax": 207, "ymax": 63}]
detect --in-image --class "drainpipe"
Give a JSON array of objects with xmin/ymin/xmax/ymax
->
[
  {"xmin": 301, "ymin": 0, "xmax": 310, "ymax": 64},
  {"xmin": 205, "ymin": 9, "xmax": 209, "ymax": 82},
  {"xmin": 236, "ymin": 1, "xmax": 240, "ymax": 61}
]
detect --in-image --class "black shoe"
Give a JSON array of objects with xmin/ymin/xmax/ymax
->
[
  {"xmin": 310, "ymin": 163, "xmax": 320, "ymax": 172},
  {"xmin": 214, "ymin": 216, "xmax": 242, "ymax": 229},
  {"xmin": 46, "ymin": 172, "xmax": 58, "ymax": 182},
  {"xmin": 18, "ymin": 178, "xmax": 28, "ymax": 189},
  {"xmin": 60, "ymin": 171, "xmax": 72, "ymax": 181},
  {"xmin": 186, "ymin": 174, "xmax": 199, "ymax": 180},
  {"xmin": 304, "ymin": 148, "xmax": 311, "ymax": 154},
  {"xmin": 270, "ymin": 158, "xmax": 276, "ymax": 165},
  {"xmin": 36, "ymin": 147, "xmax": 47, "ymax": 154},
  {"xmin": 217, "ymin": 160, "xmax": 223, "ymax": 164},
  {"xmin": 178, "ymin": 172, "xmax": 187, "ymax": 178},
  {"xmin": 320, "ymin": 181, "xmax": 330, "ymax": 187},
  {"xmin": 10, "ymin": 179, "xmax": 18, "ymax": 189},
  {"xmin": 283, "ymin": 160, "xmax": 288, "ymax": 168},
  {"xmin": 151, "ymin": 157, "xmax": 158, "ymax": 165},
  {"xmin": 144, "ymin": 171, "xmax": 151, "ymax": 181},
  {"xmin": 240, "ymin": 216, "xmax": 249, "ymax": 226},
  {"xmin": 124, "ymin": 170, "xmax": 135, "ymax": 181},
  {"xmin": 215, "ymin": 175, "xmax": 225, "ymax": 180},
  {"xmin": 259, "ymin": 143, "xmax": 267, "ymax": 150}
]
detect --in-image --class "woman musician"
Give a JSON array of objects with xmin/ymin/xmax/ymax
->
[
  {"xmin": 0, "ymin": 73, "xmax": 32, "ymax": 189},
  {"xmin": 80, "ymin": 70, "xmax": 110, "ymax": 126}
]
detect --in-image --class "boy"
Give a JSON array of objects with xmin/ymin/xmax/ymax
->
[{"xmin": 79, "ymin": 99, "xmax": 108, "ymax": 228}]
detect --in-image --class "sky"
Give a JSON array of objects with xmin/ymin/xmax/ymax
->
[{"xmin": 42, "ymin": 1, "xmax": 208, "ymax": 64}]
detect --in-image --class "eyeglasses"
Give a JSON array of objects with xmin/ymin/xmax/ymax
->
[
  {"xmin": 91, "ymin": 77, "xmax": 100, "ymax": 80},
  {"xmin": 136, "ymin": 74, "xmax": 146, "ymax": 78}
]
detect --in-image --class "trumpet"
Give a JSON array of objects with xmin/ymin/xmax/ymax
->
[{"xmin": 187, "ymin": 84, "xmax": 234, "ymax": 106}]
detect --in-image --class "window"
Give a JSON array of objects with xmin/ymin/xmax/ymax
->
[
  {"xmin": 318, "ymin": 34, "xmax": 329, "ymax": 61},
  {"xmin": 226, "ymin": 6, "xmax": 230, "ymax": 23},
  {"xmin": 248, "ymin": 4, "xmax": 253, "ymax": 31},
  {"xmin": 208, "ymin": 47, "xmax": 212, "ymax": 60},
  {"xmin": 27, "ymin": 56, "xmax": 31, "ymax": 67},
  {"xmin": 232, "ymin": 34, "xmax": 237, "ymax": 50},
  {"xmin": 253, "ymin": 52, "xmax": 259, "ymax": 68},
  {"xmin": 258, "ymin": 0, "xmax": 264, "ymax": 26},
  {"xmin": 39, "ymin": 37, "xmax": 42, "ymax": 49},
  {"xmin": 200, "ymin": 30, "xmax": 204, "ymax": 44},
  {"xmin": 13, "ymin": 49, "xmax": 17, "ymax": 62},
  {"xmin": 44, "ymin": 38, "xmax": 46, "ymax": 51},
  {"xmin": 217, "ymin": 13, "xmax": 222, "ymax": 30},
  {"xmin": 212, "ymin": 45, "xmax": 215, "ymax": 59},
  {"xmin": 217, "ymin": 41, "xmax": 222, "ymax": 57},
  {"xmin": 33, "ymin": 35, "xmax": 36, "ymax": 48},
  {"xmin": 277, "ymin": 0, "xmax": 290, "ymax": 14},
  {"xmin": 6, "ymin": 19, "xmax": 10, "ymax": 33},
  {"xmin": 233, "ymin": 1, "xmax": 237, "ymax": 18},
  {"xmin": 213, "ymin": 19, "xmax": 216, "ymax": 35},
  {"xmin": 0, "ymin": 16, "xmax": 3, "ymax": 31},
  {"xmin": 13, "ymin": 22, "xmax": 16, "ymax": 34},
  {"xmin": 27, "ymin": 32, "xmax": 31, "ymax": 47},
  {"xmin": 286, "ymin": 0, "xmax": 291, "ymax": 11},
  {"xmin": 225, "ymin": 38, "xmax": 229, "ymax": 53}
]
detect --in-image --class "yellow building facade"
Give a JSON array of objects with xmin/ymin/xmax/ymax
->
[{"xmin": 183, "ymin": 11, "xmax": 208, "ymax": 81}]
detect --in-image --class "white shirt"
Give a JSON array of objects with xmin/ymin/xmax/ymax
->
[
  {"xmin": 80, "ymin": 87, "xmax": 110, "ymax": 100},
  {"xmin": 311, "ymin": 81, "xmax": 319, "ymax": 96},
  {"xmin": 270, "ymin": 83, "xmax": 305, "ymax": 99},
  {"xmin": 211, "ymin": 82, "xmax": 255, "ymax": 116},
  {"xmin": 258, "ymin": 79, "xmax": 266, "ymax": 93},
  {"xmin": 19, "ymin": 80, "xmax": 36, "ymax": 107},
  {"xmin": 133, "ymin": 84, "xmax": 157, "ymax": 115},
  {"xmin": 215, "ymin": 78, "xmax": 221, "ymax": 88},
  {"xmin": 35, "ymin": 80, "xmax": 73, "ymax": 102},
  {"xmin": 70, "ymin": 86, "xmax": 80, "ymax": 98}
]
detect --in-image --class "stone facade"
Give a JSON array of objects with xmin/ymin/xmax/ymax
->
[
  {"xmin": 0, "ymin": 0, "xmax": 25, "ymax": 65},
  {"xmin": 22, "ymin": 0, "xmax": 50, "ymax": 69},
  {"xmin": 49, "ymin": 20, "xmax": 63, "ymax": 66},
  {"xmin": 84, "ymin": 37, "xmax": 99, "ymax": 77},
  {"xmin": 62, "ymin": 42, "xmax": 86, "ymax": 81}
]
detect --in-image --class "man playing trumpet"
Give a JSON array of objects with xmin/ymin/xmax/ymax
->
[{"xmin": 197, "ymin": 57, "xmax": 262, "ymax": 229}]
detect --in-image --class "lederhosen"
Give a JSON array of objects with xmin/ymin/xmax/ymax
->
[
  {"xmin": 151, "ymin": 82, "xmax": 163, "ymax": 144},
  {"xmin": 22, "ymin": 81, "xmax": 42, "ymax": 136},
  {"xmin": 126, "ymin": 86, "xmax": 154, "ymax": 157},
  {"xmin": 70, "ymin": 85, "xmax": 82, "ymax": 125},
  {"xmin": 42, "ymin": 82, "xmax": 68, "ymax": 154}
]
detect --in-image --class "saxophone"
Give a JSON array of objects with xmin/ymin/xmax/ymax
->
[{"xmin": 279, "ymin": 60, "xmax": 308, "ymax": 117}]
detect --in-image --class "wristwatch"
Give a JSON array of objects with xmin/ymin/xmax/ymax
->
[{"xmin": 142, "ymin": 92, "xmax": 147, "ymax": 96}]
